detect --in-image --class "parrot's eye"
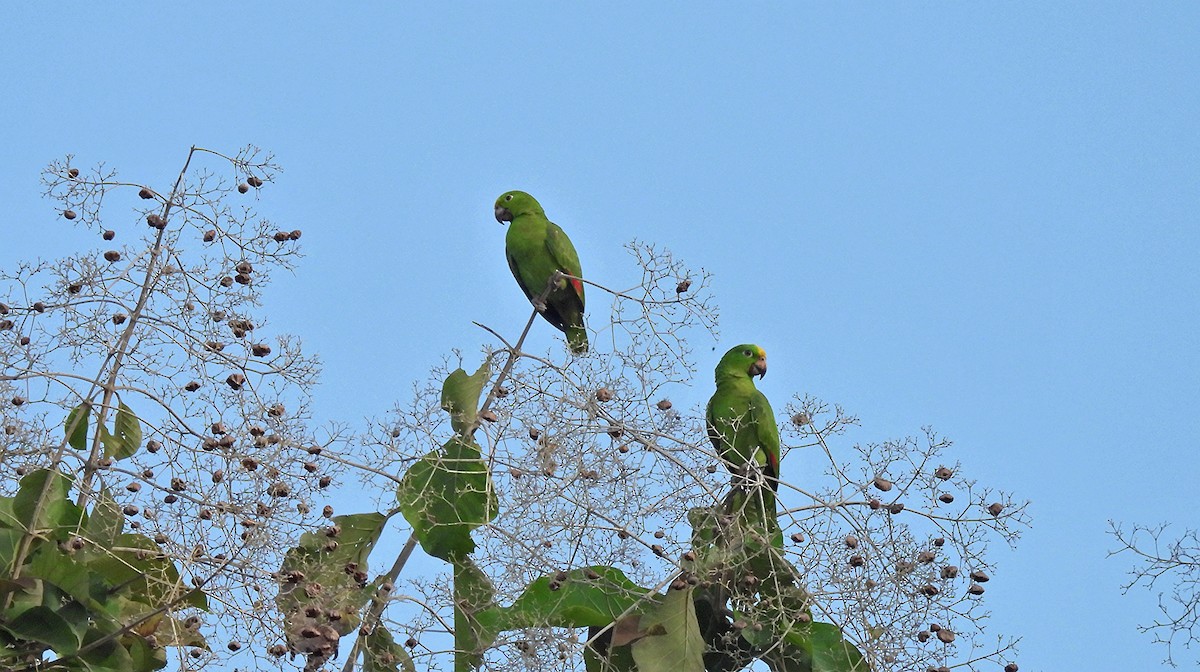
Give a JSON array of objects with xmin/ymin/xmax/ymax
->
[
  {"xmin": 743, "ymin": 349, "xmax": 752, "ymax": 357},
  {"xmin": 505, "ymin": 194, "xmax": 514, "ymax": 202}
]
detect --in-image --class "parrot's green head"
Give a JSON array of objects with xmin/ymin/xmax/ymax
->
[
  {"xmin": 715, "ymin": 344, "xmax": 768, "ymax": 383},
  {"xmin": 494, "ymin": 190, "xmax": 545, "ymax": 224}
]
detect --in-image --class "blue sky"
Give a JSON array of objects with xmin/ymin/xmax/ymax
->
[{"xmin": 3, "ymin": 4, "xmax": 1198, "ymax": 670}]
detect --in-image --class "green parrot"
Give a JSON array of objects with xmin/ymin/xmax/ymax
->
[
  {"xmin": 706, "ymin": 344, "xmax": 780, "ymax": 492},
  {"xmin": 494, "ymin": 190, "xmax": 588, "ymax": 354}
]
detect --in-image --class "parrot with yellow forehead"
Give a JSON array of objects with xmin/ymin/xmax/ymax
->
[
  {"xmin": 494, "ymin": 190, "xmax": 588, "ymax": 354},
  {"xmin": 706, "ymin": 344, "xmax": 780, "ymax": 492}
]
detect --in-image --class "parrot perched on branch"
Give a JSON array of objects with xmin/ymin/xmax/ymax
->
[
  {"xmin": 706, "ymin": 344, "xmax": 780, "ymax": 492},
  {"xmin": 494, "ymin": 190, "xmax": 588, "ymax": 354}
]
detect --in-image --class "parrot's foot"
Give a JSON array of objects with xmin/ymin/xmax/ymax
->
[{"xmin": 532, "ymin": 298, "xmax": 547, "ymax": 312}]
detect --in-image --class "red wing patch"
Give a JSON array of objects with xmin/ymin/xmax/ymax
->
[{"xmin": 570, "ymin": 277, "xmax": 584, "ymax": 297}]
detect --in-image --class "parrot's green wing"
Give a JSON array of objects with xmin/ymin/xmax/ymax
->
[
  {"xmin": 748, "ymin": 389, "xmax": 780, "ymax": 491},
  {"xmin": 545, "ymin": 221, "xmax": 585, "ymax": 307}
]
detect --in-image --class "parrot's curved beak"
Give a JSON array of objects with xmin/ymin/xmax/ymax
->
[
  {"xmin": 495, "ymin": 204, "xmax": 512, "ymax": 224},
  {"xmin": 750, "ymin": 356, "xmax": 767, "ymax": 379}
]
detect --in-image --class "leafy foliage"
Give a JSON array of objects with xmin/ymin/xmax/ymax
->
[{"xmin": 0, "ymin": 465, "xmax": 206, "ymax": 672}]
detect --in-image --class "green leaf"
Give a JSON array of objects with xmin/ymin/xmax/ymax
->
[
  {"xmin": 502, "ymin": 566, "xmax": 652, "ymax": 630},
  {"xmin": 65, "ymin": 403, "xmax": 91, "ymax": 451},
  {"xmin": 86, "ymin": 488, "xmax": 125, "ymax": 549},
  {"xmin": 363, "ymin": 626, "xmax": 417, "ymax": 672},
  {"xmin": 277, "ymin": 512, "xmax": 389, "ymax": 640},
  {"xmin": 1, "ymin": 604, "xmax": 82, "ymax": 654},
  {"xmin": 770, "ymin": 621, "xmax": 870, "ymax": 672},
  {"xmin": 84, "ymin": 533, "xmax": 207, "ymax": 611},
  {"xmin": 440, "ymin": 362, "xmax": 490, "ymax": 434},
  {"xmin": 102, "ymin": 401, "xmax": 142, "ymax": 461},
  {"xmin": 453, "ymin": 557, "xmax": 498, "ymax": 672},
  {"xmin": 12, "ymin": 469, "xmax": 82, "ymax": 540},
  {"xmin": 630, "ymin": 587, "xmax": 705, "ymax": 672},
  {"xmin": 396, "ymin": 436, "xmax": 496, "ymax": 562},
  {"xmin": 0, "ymin": 528, "xmax": 23, "ymax": 570}
]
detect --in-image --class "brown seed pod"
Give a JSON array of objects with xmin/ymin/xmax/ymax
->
[
  {"xmin": 933, "ymin": 537, "xmax": 945, "ymax": 547},
  {"xmin": 676, "ymin": 279, "xmax": 692, "ymax": 293},
  {"xmin": 938, "ymin": 493, "xmax": 954, "ymax": 504},
  {"xmin": 247, "ymin": 176, "xmax": 264, "ymax": 188},
  {"xmin": 268, "ymin": 403, "xmax": 284, "ymax": 417},
  {"xmin": 671, "ymin": 578, "xmax": 688, "ymax": 591},
  {"xmin": 791, "ymin": 411, "xmax": 812, "ymax": 426},
  {"xmin": 225, "ymin": 373, "xmax": 245, "ymax": 390},
  {"xmin": 33, "ymin": 302, "xmax": 45, "ymax": 312},
  {"xmin": 527, "ymin": 427, "xmax": 540, "ymax": 441},
  {"xmin": 968, "ymin": 583, "xmax": 985, "ymax": 595},
  {"xmin": 268, "ymin": 482, "xmax": 290, "ymax": 497},
  {"xmin": 844, "ymin": 535, "xmax": 859, "ymax": 549},
  {"xmin": 219, "ymin": 276, "xmax": 234, "ymax": 288},
  {"xmin": 1004, "ymin": 664, "xmax": 1018, "ymax": 672},
  {"xmin": 917, "ymin": 630, "xmax": 930, "ymax": 642},
  {"xmin": 11, "ymin": 396, "xmax": 25, "ymax": 406},
  {"xmin": 848, "ymin": 555, "xmax": 865, "ymax": 567},
  {"xmin": 126, "ymin": 482, "xmax": 141, "ymax": 493},
  {"xmin": 617, "ymin": 529, "xmax": 629, "ymax": 540},
  {"xmin": 934, "ymin": 466, "xmax": 953, "ymax": 480},
  {"xmin": 941, "ymin": 565, "xmax": 958, "ymax": 579},
  {"xmin": 595, "ymin": 388, "xmax": 614, "ymax": 402},
  {"xmin": 0, "ymin": 303, "xmax": 7, "ymax": 314},
  {"xmin": 607, "ymin": 426, "xmax": 622, "ymax": 438},
  {"xmin": 238, "ymin": 182, "xmax": 250, "ymax": 194},
  {"xmin": 268, "ymin": 644, "xmax": 286, "ymax": 657},
  {"xmin": 887, "ymin": 502, "xmax": 905, "ymax": 514},
  {"xmin": 651, "ymin": 544, "xmax": 664, "ymax": 557},
  {"xmin": 112, "ymin": 313, "xmax": 127, "ymax": 325},
  {"xmin": 234, "ymin": 273, "xmax": 251, "ymax": 286},
  {"xmin": 873, "ymin": 476, "xmax": 893, "ymax": 492},
  {"xmin": 67, "ymin": 283, "xmax": 82, "ymax": 294},
  {"xmin": 183, "ymin": 381, "xmax": 201, "ymax": 392},
  {"xmin": 969, "ymin": 569, "xmax": 990, "ymax": 583},
  {"xmin": 987, "ymin": 502, "xmax": 1004, "ymax": 516},
  {"xmin": 864, "ymin": 579, "xmax": 877, "ymax": 589},
  {"xmin": 918, "ymin": 551, "xmax": 936, "ymax": 564},
  {"xmin": 122, "ymin": 505, "xmax": 139, "ymax": 516},
  {"xmin": 936, "ymin": 629, "xmax": 955, "ymax": 643},
  {"xmin": 273, "ymin": 231, "xmax": 290, "ymax": 242},
  {"xmin": 705, "ymin": 463, "xmax": 717, "ymax": 473},
  {"xmin": 929, "ymin": 623, "xmax": 941, "ymax": 632},
  {"xmin": 869, "ymin": 498, "xmax": 882, "ymax": 510},
  {"xmin": 146, "ymin": 214, "xmax": 166, "ymax": 229},
  {"xmin": 103, "ymin": 230, "xmax": 115, "ymax": 240},
  {"xmin": 18, "ymin": 336, "xmax": 30, "ymax": 346},
  {"xmin": 919, "ymin": 584, "xmax": 939, "ymax": 597},
  {"xmin": 212, "ymin": 470, "xmax": 224, "ymax": 483},
  {"xmin": 240, "ymin": 457, "xmax": 258, "ymax": 471},
  {"xmin": 0, "ymin": 320, "xmax": 12, "ymax": 331},
  {"xmin": 163, "ymin": 494, "xmax": 177, "ymax": 504},
  {"xmin": 68, "ymin": 168, "xmax": 80, "ymax": 178},
  {"xmin": 138, "ymin": 187, "xmax": 154, "ymax": 199},
  {"xmin": 790, "ymin": 532, "xmax": 804, "ymax": 543},
  {"xmin": 235, "ymin": 261, "xmax": 253, "ymax": 275},
  {"xmin": 306, "ymin": 444, "xmax": 322, "ymax": 455},
  {"xmin": 322, "ymin": 505, "xmax": 334, "ymax": 518},
  {"xmin": 319, "ymin": 475, "xmax": 332, "ymax": 488},
  {"xmin": 146, "ymin": 440, "xmax": 161, "ymax": 453},
  {"xmin": 479, "ymin": 409, "xmax": 498, "ymax": 423},
  {"xmin": 170, "ymin": 477, "xmax": 187, "ymax": 492},
  {"xmin": 227, "ymin": 641, "xmax": 241, "ymax": 651},
  {"xmin": 289, "ymin": 229, "xmax": 303, "ymax": 240},
  {"xmin": 203, "ymin": 229, "xmax": 217, "ymax": 242},
  {"xmin": 63, "ymin": 209, "xmax": 77, "ymax": 220}
]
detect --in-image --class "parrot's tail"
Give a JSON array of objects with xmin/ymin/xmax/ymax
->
[{"xmin": 566, "ymin": 325, "xmax": 588, "ymax": 355}]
